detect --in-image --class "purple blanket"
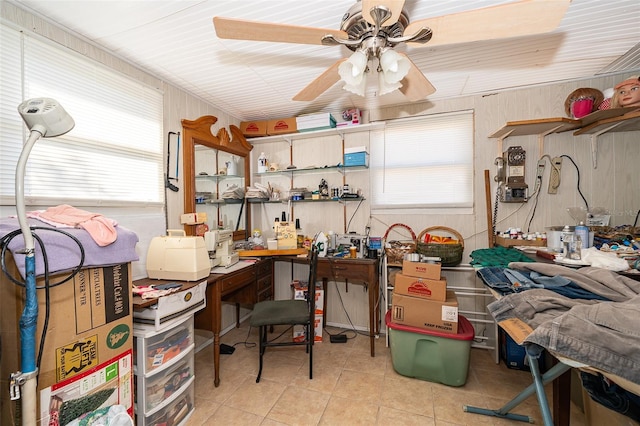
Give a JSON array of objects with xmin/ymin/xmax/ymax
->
[{"xmin": 0, "ymin": 217, "xmax": 139, "ymax": 279}]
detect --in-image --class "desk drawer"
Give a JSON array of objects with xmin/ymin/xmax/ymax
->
[
  {"xmin": 257, "ymin": 287, "xmax": 272, "ymax": 302},
  {"xmin": 255, "ymin": 259, "xmax": 272, "ymax": 278},
  {"xmin": 318, "ymin": 261, "xmax": 371, "ymax": 282},
  {"xmin": 257, "ymin": 274, "xmax": 272, "ymax": 293},
  {"xmin": 220, "ymin": 268, "xmax": 255, "ymax": 294}
]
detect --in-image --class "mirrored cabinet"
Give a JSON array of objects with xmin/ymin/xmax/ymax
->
[{"xmin": 182, "ymin": 115, "xmax": 253, "ymax": 240}]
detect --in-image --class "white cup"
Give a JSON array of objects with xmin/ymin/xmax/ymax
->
[{"xmin": 267, "ymin": 239, "xmax": 278, "ymax": 250}]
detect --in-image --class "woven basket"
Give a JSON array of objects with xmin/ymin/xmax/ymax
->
[
  {"xmin": 415, "ymin": 226, "xmax": 464, "ymax": 266},
  {"xmin": 383, "ymin": 223, "xmax": 416, "ymax": 265}
]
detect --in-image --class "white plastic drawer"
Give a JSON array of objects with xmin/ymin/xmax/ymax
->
[
  {"xmin": 133, "ymin": 316, "xmax": 194, "ymax": 375},
  {"xmin": 133, "ymin": 281, "xmax": 206, "ymax": 331},
  {"xmin": 137, "ymin": 381, "xmax": 194, "ymax": 426},
  {"xmin": 138, "ymin": 349, "xmax": 194, "ymax": 413}
]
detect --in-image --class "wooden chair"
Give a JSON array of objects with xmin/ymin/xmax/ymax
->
[{"xmin": 250, "ymin": 246, "xmax": 319, "ymax": 383}]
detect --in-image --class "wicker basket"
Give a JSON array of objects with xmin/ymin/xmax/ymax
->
[
  {"xmin": 415, "ymin": 226, "xmax": 464, "ymax": 266},
  {"xmin": 383, "ymin": 223, "xmax": 416, "ymax": 265}
]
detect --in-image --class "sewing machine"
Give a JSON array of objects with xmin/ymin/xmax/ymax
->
[{"xmin": 204, "ymin": 229, "xmax": 239, "ymax": 268}]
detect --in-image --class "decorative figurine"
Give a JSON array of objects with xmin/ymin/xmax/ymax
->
[
  {"xmin": 611, "ymin": 75, "xmax": 640, "ymax": 108},
  {"xmin": 319, "ymin": 179, "xmax": 329, "ymax": 197}
]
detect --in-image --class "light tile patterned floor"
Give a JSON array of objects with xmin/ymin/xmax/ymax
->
[{"xmin": 185, "ymin": 323, "xmax": 586, "ymax": 425}]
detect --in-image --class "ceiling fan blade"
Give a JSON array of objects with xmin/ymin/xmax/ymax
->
[
  {"xmin": 405, "ymin": 0, "xmax": 570, "ymax": 48},
  {"xmin": 293, "ymin": 59, "xmax": 347, "ymax": 101},
  {"xmin": 214, "ymin": 17, "xmax": 347, "ymax": 45},
  {"xmin": 361, "ymin": 0, "xmax": 405, "ymax": 26},
  {"xmin": 398, "ymin": 54, "xmax": 436, "ymax": 102}
]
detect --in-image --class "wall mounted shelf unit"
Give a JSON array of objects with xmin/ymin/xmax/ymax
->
[
  {"xmin": 246, "ymin": 122, "xmax": 385, "ymax": 145},
  {"xmin": 248, "ymin": 122, "xmax": 381, "ymax": 234},
  {"xmin": 489, "ymin": 107, "xmax": 640, "ymax": 168}
]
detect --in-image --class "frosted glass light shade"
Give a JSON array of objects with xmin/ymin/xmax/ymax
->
[
  {"xmin": 378, "ymin": 72, "xmax": 402, "ymax": 95},
  {"xmin": 338, "ymin": 50, "xmax": 369, "ymax": 96},
  {"xmin": 379, "ymin": 49, "xmax": 410, "ymax": 84}
]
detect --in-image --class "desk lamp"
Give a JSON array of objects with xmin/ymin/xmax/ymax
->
[{"xmin": 14, "ymin": 98, "xmax": 74, "ymax": 425}]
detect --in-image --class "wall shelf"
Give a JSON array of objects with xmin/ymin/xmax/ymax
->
[
  {"xmin": 489, "ymin": 107, "xmax": 640, "ymax": 168},
  {"xmin": 253, "ymin": 164, "xmax": 368, "ymax": 177},
  {"xmin": 246, "ymin": 122, "xmax": 385, "ymax": 144},
  {"xmin": 247, "ymin": 197, "xmax": 365, "ymax": 204}
]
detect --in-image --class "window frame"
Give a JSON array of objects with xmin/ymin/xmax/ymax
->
[
  {"xmin": 0, "ymin": 22, "xmax": 164, "ymax": 207},
  {"xmin": 369, "ymin": 110, "xmax": 475, "ymax": 214}
]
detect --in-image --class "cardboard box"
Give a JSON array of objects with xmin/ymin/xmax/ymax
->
[
  {"xmin": 180, "ymin": 212, "xmax": 207, "ymax": 225},
  {"xmin": 39, "ymin": 350, "xmax": 133, "ymax": 425},
  {"xmin": 296, "ymin": 113, "xmax": 336, "ymax": 132},
  {"xmin": 344, "ymin": 152, "xmax": 369, "ymax": 167},
  {"xmin": 344, "ymin": 145, "xmax": 367, "ymax": 154},
  {"xmin": 393, "ymin": 273, "xmax": 447, "ymax": 302},
  {"xmin": 499, "ymin": 328, "xmax": 547, "ymax": 372},
  {"xmin": 292, "ymin": 281, "xmax": 324, "ymax": 315},
  {"xmin": 336, "ymin": 108, "xmax": 361, "ymax": 127},
  {"xmin": 267, "ymin": 117, "xmax": 297, "ymax": 135},
  {"xmin": 293, "ymin": 315, "xmax": 323, "ymax": 343},
  {"xmin": 292, "ymin": 281, "xmax": 324, "ymax": 342},
  {"xmin": 402, "ymin": 260, "xmax": 442, "ymax": 280},
  {"xmin": 239, "ymin": 120, "xmax": 267, "ymax": 137},
  {"xmin": 0, "ymin": 256, "xmax": 133, "ymax": 425},
  {"xmin": 391, "ymin": 290, "xmax": 459, "ymax": 334}
]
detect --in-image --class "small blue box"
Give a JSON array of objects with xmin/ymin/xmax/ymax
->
[
  {"xmin": 499, "ymin": 328, "xmax": 547, "ymax": 372},
  {"xmin": 344, "ymin": 152, "xmax": 369, "ymax": 167}
]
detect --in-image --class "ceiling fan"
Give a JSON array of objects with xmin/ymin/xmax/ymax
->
[{"xmin": 213, "ymin": 0, "xmax": 570, "ymax": 102}]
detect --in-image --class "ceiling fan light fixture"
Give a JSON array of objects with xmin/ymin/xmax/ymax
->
[
  {"xmin": 379, "ymin": 48, "xmax": 410, "ymax": 84},
  {"xmin": 338, "ymin": 50, "xmax": 369, "ymax": 96},
  {"xmin": 339, "ymin": 50, "xmax": 369, "ymax": 81},
  {"xmin": 378, "ymin": 71, "xmax": 401, "ymax": 95}
]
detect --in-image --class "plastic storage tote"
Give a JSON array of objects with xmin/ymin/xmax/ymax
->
[{"xmin": 386, "ymin": 310, "xmax": 475, "ymax": 386}]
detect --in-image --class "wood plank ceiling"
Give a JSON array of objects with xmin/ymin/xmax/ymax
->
[{"xmin": 7, "ymin": 0, "xmax": 640, "ymax": 122}]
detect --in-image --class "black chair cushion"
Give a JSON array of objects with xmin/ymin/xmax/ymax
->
[{"xmin": 250, "ymin": 299, "xmax": 309, "ymax": 327}]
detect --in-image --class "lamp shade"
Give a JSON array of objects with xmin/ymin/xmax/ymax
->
[
  {"xmin": 379, "ymin": 49, "xmax": 410, "ymax": 85},
  {"xmin": 338, "ymin": 50, "xmax": 369, "ymax": 96},
  {"xmin": 378, "ymin": 72, "xmax": 402, "ymax": 95}
]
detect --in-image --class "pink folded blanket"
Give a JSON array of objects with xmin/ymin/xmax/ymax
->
[{"xmin": 28, "ymin": 204, "xmax": 117, "ymax": 246}]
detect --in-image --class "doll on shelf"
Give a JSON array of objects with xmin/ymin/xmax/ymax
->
[{"xmin": 611, "ymin": 75, "xmax": 640, "ymax": 108}]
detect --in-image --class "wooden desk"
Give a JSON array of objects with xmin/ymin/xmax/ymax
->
[
  {"xmin": 193, "ymin": 258, "xmax": 272, "ymax": 387},
  {"xmin": 282, "ymin": 256, "xmax": 380, "ymax": 357},
  {"xmin": 134, "ymin": 255, "xmax": 381, "ymax": 388},
  {"xmin": 134, "ymin": 259, "xmax": 273, "ymax": 388}
]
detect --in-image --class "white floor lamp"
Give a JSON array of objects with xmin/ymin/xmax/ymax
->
[{"xmin": 14, "ymin": 98, "xmax": 74, "ymax": 425}]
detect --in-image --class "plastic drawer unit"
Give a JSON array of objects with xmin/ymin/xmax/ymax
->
[
  {"xmin": 386, "ymin": 311, "xmax": 474, "ymax": 386},
  {"xmin": 137, "ymin": 381, "xmax": 194, "ymax": 426},
  {"xmin": 133, "ymin": 315, "xmax": 195, "ymax": 425},
  {"xmin": 133, "ymin": 316, "xmax": 194, "ymax": 375},
  {"xmin": 133, "ymin": 281, "xmax": 206, "ymax": 331},
  {"xmin": 135, "ymin": 349, "xmax": 194, "ymax": 413}
]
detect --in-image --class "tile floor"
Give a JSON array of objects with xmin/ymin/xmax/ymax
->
[{"xmin": 186, "ymin": 324, "xmax": 586, "ymax": 425}]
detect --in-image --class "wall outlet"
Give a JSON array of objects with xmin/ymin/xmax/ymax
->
[{"xmin": 548, "ymin": 157, "xmax": 562, "ymax": 194}]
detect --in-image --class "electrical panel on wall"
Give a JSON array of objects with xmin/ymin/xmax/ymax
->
[{"xmin": 495, "ymin": 146, "xmax": 528, "ymax": 203}]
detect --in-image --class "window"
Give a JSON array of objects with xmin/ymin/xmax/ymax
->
[
  {"xmin": 0, "ymin": 23, "xmax": 163, "ymax": 206},
  {"xmin": 370, "ymin": 110, "xmax": 474, "ymax": 212}
]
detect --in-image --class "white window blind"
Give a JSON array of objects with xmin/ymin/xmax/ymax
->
[
  {"xmin": 370, "ymin": 110, "xmax": 474, "ymax": 211},
  {"xmin": 0, "ymin": 24, "xmax": 163, "ymax": 206}
]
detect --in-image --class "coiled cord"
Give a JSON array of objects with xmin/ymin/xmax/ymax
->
[{"xmin": 1, "ymin": 226, "xmax": 84, "ymax": 373}]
